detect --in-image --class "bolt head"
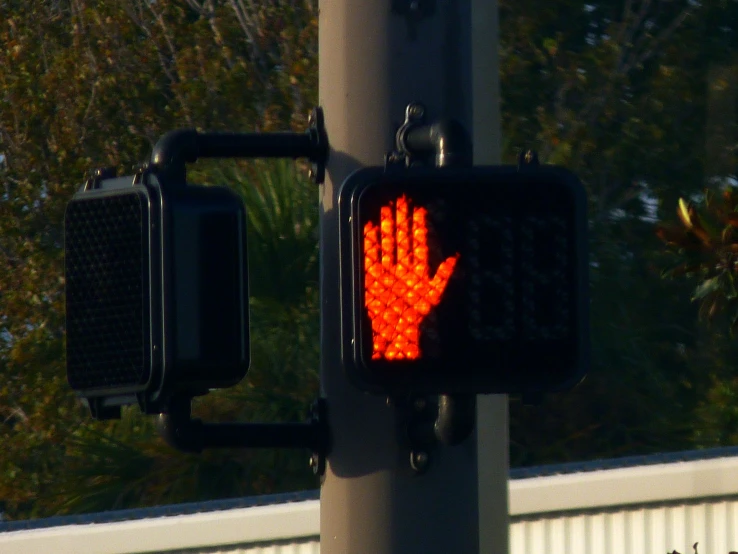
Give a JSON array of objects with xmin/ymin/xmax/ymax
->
[
  {"xmin": 410, "ymin": 450, "xmax": 430, "ymax": 473},
  {"xmin": 407, "ymin": 103, "xmax": 425, "ymax": 120},
  {"xmin": 309, "ymin": 453, "xmax": 325, "ymax": 476}
]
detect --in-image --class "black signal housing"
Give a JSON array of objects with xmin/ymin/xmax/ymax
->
[
  {"xmin": 64, "ymin": 173, "xmax": 249, "ymax": 418},
  {"xmin": 338, "ymin": 165, "xmax": 589, "ymax": 396}
]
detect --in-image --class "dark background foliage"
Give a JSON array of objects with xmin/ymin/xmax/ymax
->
[{"xmin": 0, "ymin": 0, "xmax": 737, "ymax": 518}]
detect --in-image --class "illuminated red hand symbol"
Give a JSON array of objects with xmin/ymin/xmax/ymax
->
[{"xmin": 363, "ymin": 195, "xmax": 459, "ymax": 360}]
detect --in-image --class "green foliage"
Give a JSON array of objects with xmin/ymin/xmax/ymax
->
[
  {"xmin": 502, "ymin": 0, "xmax": 738, "ymax": 467},
  {"xmin": 657, "ymin": 193, "xmax": 738, "ymax": 330},
  {"xmin": 0, "ymin": 0, "xmax": 319, "ymax": 519},
  {"xmin": 216, "ymin": 159, "xmax": 319, "ymax": 304},
  {"xmin": 655, "ymin": 191, "xmax": 738, "ymax": 452},
  {"xmin": 5, "ymin": 0, "xmax": 738, "ymax": 519}
]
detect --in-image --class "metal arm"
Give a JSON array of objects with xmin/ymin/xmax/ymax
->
[
  {"xmin": 156, "ymin": 395, "xmax": 330, "ymax": 462},
  {"xmin": 150, "ymin": 107, "xmax": 328, "ymax": 185}
]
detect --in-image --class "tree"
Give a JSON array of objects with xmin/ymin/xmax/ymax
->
[
  {"xmin": 0, "ymin": 0, "xmax": 319, "ymax": 519},
  {"xmin": 500, "ymin": 0, "xmax": 738, "ymax": 466},
  {"xmin": 5, "ymin": 0, "xmax": 738, "ymax": 519}
]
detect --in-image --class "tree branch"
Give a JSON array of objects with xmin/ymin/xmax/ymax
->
[
  {"xmin": 199, "ymin": 0, "xmax": 236, "ymax": 70},
  {"xmin": 124, "ymin": 0, "xmax": 192, "ymax": 124},
  {"xmin": 228, "ymin": 0, "xmax": 270, "ymax": 88},
  {"xmin": 634, "ymin": 5, "xmax": 694, "ymax": 68}
]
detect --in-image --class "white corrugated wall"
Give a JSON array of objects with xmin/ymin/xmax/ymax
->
[
  {"xmin": 507, "ymin": 453, "xmax": 738, "ymax": 554},
  {"xmin": 511, "ymin": 500, "xmax": 738, "ymax": 554},
  {"xmin": 5, "ymin": 456, "xmax": 738, "ymax": 553}
]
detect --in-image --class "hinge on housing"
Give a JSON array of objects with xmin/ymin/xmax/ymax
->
[
  {"xmin": 84, "ymin": 167, "xmax": 116, "ymax": 191},
  {"xmin": 517, "ymin": 149, "xmax": 540, "ymax": 171},
  {"xmin": 131, "ymin": 161, "xmax": 153, "ymax": 186}
]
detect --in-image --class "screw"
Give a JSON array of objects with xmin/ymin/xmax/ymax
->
[
  {"xmin": 410, "ymin": 450, "xmax": 430, "ymax": 473},
  {"xmin": 407, "ymin": 102, "xmax": 425, "ymax": 120},
  {"xmin": 521, "ymin": 149, "xmax": 539, "ymax": 167},
  {"xmin": 413, "ymin": 397, "xmax": 426, "ymax": 411},
  {"xmin": 309, "ymin": 452, "xmax": 325, "ymax": 476},
  {"xmin": 387, "ymin": 152, "xmax": 403, "ymax": 165}
]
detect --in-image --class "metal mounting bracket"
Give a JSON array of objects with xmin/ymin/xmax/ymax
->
[
  {"xmin": 148, "ymin": 107, "xmax": 329, "ymax": 186},
  {"xmin": 84, "ymin": 167, "xmax": 117, "ymax": 191},
  {"xmin": 157, "ymin": 396, "xmax": 331, "ymax": 477},
  {"xmin": 384, "ymin": 102, "xmax": 477, "ymax": 475},
  {"xmin": 401, "ymin": 394, "xmax": 477, "ymax": 475},
  {"xmin": 386, "ymin": 102, "xmax": 430, "ymax": 170},
  {"xmin": 387, "ymin": 101, "xmax": 472, "ymax": 170},
  {"xmin": 404, "ymin": 395, "xmax": 438, "ymax": 475}
]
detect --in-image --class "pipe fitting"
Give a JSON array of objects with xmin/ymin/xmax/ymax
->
[
  {"xmin": 399, "ymin": 117, "xmax": 472, "ymax": 168},
  {"xmin": 434, "ymin": 394, "xmax": 476, "ymax": 446}
]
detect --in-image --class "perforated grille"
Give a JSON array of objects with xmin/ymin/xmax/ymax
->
[{"xmin": 65, "ymin": 191, "xmax": 151, "ymax": 391}]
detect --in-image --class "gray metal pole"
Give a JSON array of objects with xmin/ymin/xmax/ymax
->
[
  {"xmin": 472, "ymin": 1, "xmax": 510, "ymax": 553},
  {"xmin": 318, "ymin": 1, "xmax": 479, "ymax": 553}
]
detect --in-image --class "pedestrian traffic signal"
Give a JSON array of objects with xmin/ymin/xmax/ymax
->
[
  {"xmin": 338, "ymin": 166, "xmax": 589, "ymax": 395},
  {"xmin": 64, "ymin": 170, "xmax": 249, "ymax": 419}
]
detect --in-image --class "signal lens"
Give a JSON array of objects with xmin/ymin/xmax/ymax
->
[
  {"xmin": 363, "ymin": 195, "xmax": 458, "ymax": 360},
  {"xmin": 339, "ymin": 166, "xmax": 589, "ymax": 395}
]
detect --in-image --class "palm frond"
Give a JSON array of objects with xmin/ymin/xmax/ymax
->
[{"xmin": 212, "ymin": 159, "xmax": 319, "ymax": 303}]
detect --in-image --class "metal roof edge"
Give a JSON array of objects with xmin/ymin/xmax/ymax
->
[
  {"xmin": 509, "ymin": 452, "xmax": 738, "ymax": 516},
  {"xmin": 0, "ymin": 490, "xmax": 319, "ymax": 533},
  {"xmin": 0, "ymin": 499, "xmax": 321, "ymax": 554},
  {"xmin": 5, "ymin": 446, "xmax": 738, "ymax": 531},
  {"xmin": 508, "ymin": 445, "xmax": 738, "ymax": 480}
]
